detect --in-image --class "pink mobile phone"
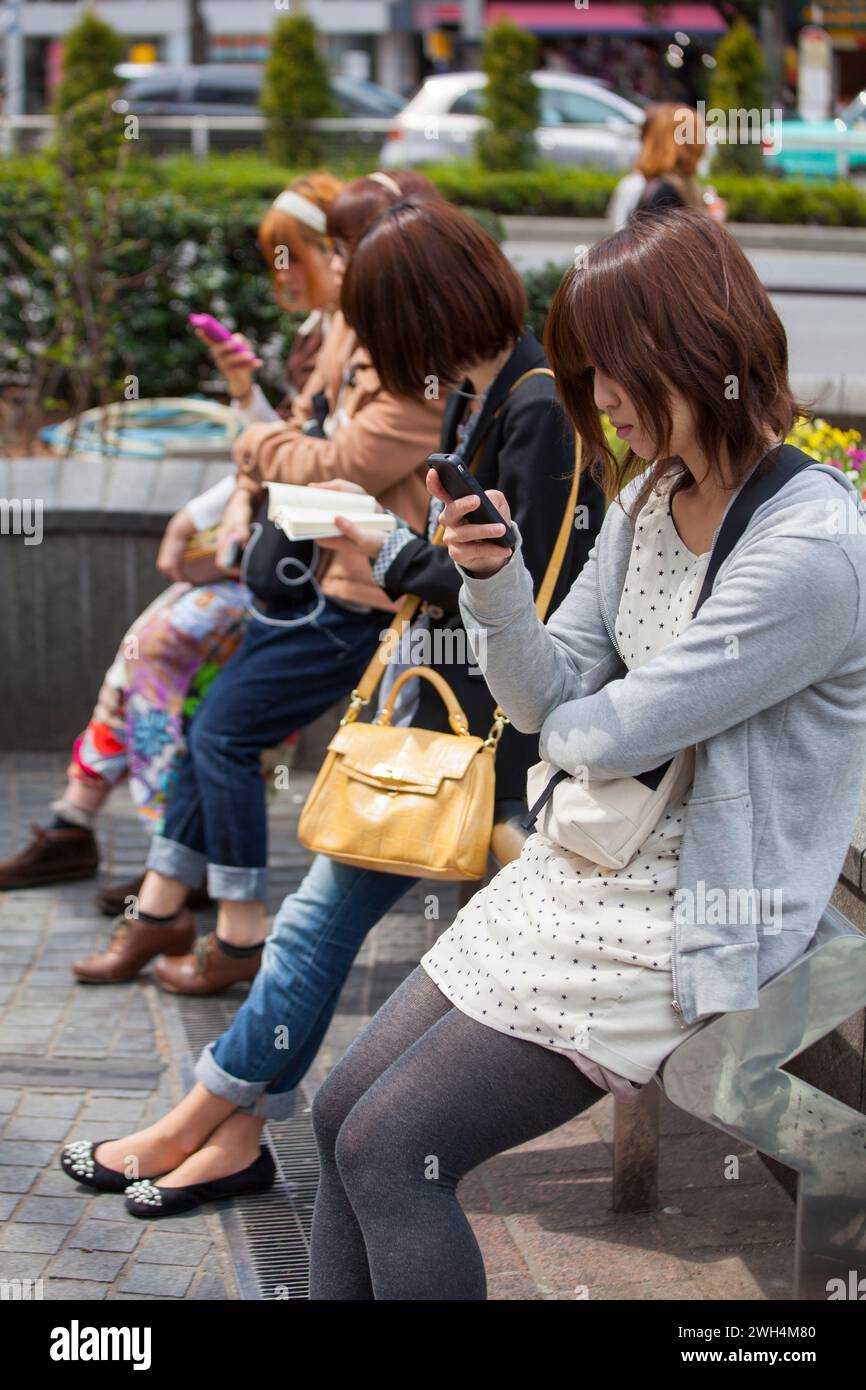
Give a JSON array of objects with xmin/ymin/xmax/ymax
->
[{"xmin": 188, "ymin": 313, "xmax": 255, "ymax": 360}]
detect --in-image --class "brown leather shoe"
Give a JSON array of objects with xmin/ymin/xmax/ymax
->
[
  {"xmin": 96, "ymin": 876, "xmax": 214, "ymax": 919},
  {"xmin": 0, "ymin": 824, "xmax": 98, "ymax": 890},
  {"xmin": 73, "ymin": 909, "xmax": 196, "ymax": 984},
  {"xmin": 155, "ymin": 932, "xmax": 263, "ymax": 996}
]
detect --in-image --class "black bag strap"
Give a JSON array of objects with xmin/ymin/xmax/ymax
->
[
  {"xmin": 690, "ymin": 443, "xmax": 812, "ymax": 619},
  {"xmin": 524, "ymin": 443, "xmax": 815, "ymax": 826}
]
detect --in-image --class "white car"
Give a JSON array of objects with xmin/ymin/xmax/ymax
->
[{"xmin": 381, "ymin": 71, "xmax": 644, "ymax": 171}]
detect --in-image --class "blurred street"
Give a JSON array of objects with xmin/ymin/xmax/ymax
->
[{"xmin": 506, "ymin": 234, "xmax": 866, "ymax": 381}]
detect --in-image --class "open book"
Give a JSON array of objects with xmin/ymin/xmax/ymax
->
[{"xmin": 265, "ymin": 482, "xmax": 396, "ymax": 542}]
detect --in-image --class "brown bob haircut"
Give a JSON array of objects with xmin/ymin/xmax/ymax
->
[
  {"xmin": 341, "ymin": 198, "xmax": 527, "ymax": 399},
  {"xmin": 637, "ymin": 103, "xmax": 705, "ymax": 180},
  {"xmin": 544, "ymin": 207, "xmax": 802, "ymax": 514},
  {"xmin": 327, "ymin": 169, "xmax": 441, "ymax": 249}
]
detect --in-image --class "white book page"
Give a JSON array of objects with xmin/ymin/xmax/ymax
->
[
  {"xmin": 270, "ymin": 507, "xmax": 395, "ymax": 541},
  {"xmin": 264, "ymin": 481, "xmax": 378, "ymax": 519}
]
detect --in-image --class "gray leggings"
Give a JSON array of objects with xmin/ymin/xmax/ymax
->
[{"xmin": 309, "ymin": 965, "xmax": 606, "ymax": 1300}]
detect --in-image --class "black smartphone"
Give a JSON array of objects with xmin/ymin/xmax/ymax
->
[{"xmin": 428, "ymin": 453, "xmax": 516, "ymax": 549}]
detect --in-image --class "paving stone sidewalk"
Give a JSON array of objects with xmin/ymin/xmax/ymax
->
[{"xmin": 0, "ymin": 754, "xmax": 798, "ymax": 1301}]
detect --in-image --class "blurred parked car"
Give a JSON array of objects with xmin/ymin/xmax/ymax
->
[
  {"xmin": 113, "ymin": 64, "xmax": 404, "ymax": 118},
  {"xmin": 380, "ymin": 71, "xmax": 644, "ymax": 171},
  {"xmin": 762, "ymin": 89, "xmax": 866, "ymax": 180}
]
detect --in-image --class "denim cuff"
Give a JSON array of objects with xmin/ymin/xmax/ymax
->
[
  {"xmin": 207, "ymin": 863, "xmax": 268, "ymax": 902},
  {"xmin": 146, "ymin": 836, "xmax": 207, "ymax": 888},
  {"xmin": 195, "ymin": 1043, "xmax": 299, "ymax": 1121}
]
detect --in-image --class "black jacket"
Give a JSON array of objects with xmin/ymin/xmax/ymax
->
[{"xmin": 379, "ymin": 327, "xmax": 606, "ymax": 805}]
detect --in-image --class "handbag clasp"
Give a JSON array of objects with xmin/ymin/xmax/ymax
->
[
  {"xmin": 483, "ymin": 709, "xmax": 509, "ymax": 750},
  {"xmin": 340, "ymin": 690, "xmax": 369, "ymax": 726}
]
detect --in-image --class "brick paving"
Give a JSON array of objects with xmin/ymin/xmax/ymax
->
[{"xmin": 0, "ymin": 753, "xmax": 798, "ymax": 1301}]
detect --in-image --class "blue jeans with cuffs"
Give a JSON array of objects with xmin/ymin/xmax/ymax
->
[
  {"xmin": 195, "ymin": 853, "xmax": 417, "ymax": 1119},
  {"xmin": 146, "ymin": 600, "xmax": 383, "ymax": 902}
]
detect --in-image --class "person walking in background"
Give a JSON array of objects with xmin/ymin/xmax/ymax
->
[
  {"xmin": 607, "ymin": 103, "xmax": 726, "ymax": 230},
  {"xmin": 306, "ymin": 209, "xmax": 866, "ymax": 1300},
  {"xmin": 58, "ymin": 199, "xmax": 606, "ymax": 1214}
]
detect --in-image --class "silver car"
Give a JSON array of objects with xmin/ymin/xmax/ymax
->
[{"xmin": 380, "ymin": 71, "xmax": 644, "ymax": 171}]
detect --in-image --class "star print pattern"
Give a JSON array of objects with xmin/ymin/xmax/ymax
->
[{"xmin": 421, "ymin": 475, "xmax": 712, "ymax": 1084}]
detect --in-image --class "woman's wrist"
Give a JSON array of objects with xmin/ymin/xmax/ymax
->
[
  {"xmin": 371, "ymin": 526, "xmax": 416, "ymax": 586},
  {"xmin": 166, "ymin": 506, "xmax": 196, "ymax": 539}
]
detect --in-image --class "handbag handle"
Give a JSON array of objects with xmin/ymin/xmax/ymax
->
[
  {"xmin": 341, "ymin": 366, "xmax": 582, "ymax": 730},
  {"xmin": 374, "ymin": 665, "xmax": 472, "ymax": 736}
]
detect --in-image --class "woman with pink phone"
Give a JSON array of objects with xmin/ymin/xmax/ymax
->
[
  {"xmin": 188, "ymin": 313, "xmax": 259, "ymax": 362},
  {"xmin": 0, "ymin": 173, "xmax": 347, "ymax": 901}
]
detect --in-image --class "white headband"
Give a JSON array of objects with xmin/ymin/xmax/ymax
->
[
  {"xmin": 271, "ymin": 190, "xmax": 328, "ymax": 234},
  {"xmin": 369, "ymin": 171, "xmax": 402, "ymax": 198}
]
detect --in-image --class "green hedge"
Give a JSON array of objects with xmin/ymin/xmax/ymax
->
[
  {"xmin": 2, "ymin": 149, "xmax": 864, "ymax": 409},
  {"xmin": 523, "ymin": 262, "xmax": 570, "ymax": 343},
  {"xmin": 0, "ymin": 156, "xmax": 504, "ymax": 403},
  {"xmin": 0, "ymin": 179, "xmax": 298, "ymax": 402},
  {"xmin": 714, "ymin": 174, "xmax": 866, "ymax": 227},
  {"xmin": 2, "ymin": 149, "xmax": 862, "ymax": 224},
  {"xmin": 425, "ymin": 162, "xmax": 619, "ymax": 217},
  {"xmin": 425, "ymin": 161, "xmax": 866, "ymax": 226}
]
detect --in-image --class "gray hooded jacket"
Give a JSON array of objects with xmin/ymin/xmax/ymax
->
[{"xmin": 458, "ymin": 460, "xmax": 866, "ymax": 1025}]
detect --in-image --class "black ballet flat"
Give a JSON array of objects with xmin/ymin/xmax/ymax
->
[
  {"xmin": 124, "ymin": 1145, "xmax": 276, "ymax": 1219},
  {"xmin": 60, "ymin": 1139, "xmax": 141, "ymax": 1193}
]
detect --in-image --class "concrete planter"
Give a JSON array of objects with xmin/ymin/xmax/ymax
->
[{"xmin": 0, "ymin": 453, "xmax": 231, "ymax": 752}]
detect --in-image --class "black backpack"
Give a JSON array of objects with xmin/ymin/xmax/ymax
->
[
  {"xmin": 239, "ymin": 496, "xmax": 319, "ymax": 606},
  {"xmin": 239, "ymin": 388, "xmax": 329, "ymax": 607}
]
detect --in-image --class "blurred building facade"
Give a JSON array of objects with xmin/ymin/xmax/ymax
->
[
  {"xmin": 2, "ymin": 1, "xmax": 425, "ymax": 112},
  {"xmin": 4, "ymin": 0, "xmax": 861, "ymax": 116},
  {"xmin": 1, "ymin": 0, "xmax": 729, "ymax": 114}
]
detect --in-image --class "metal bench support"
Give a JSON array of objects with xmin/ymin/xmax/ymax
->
[
  {"xmin": 659, "ymin": 909, "xmax": 866, "ymax": 1300},
  {"xmin": 612, "ymin": 1084, "xmax": 659, "ymax": 1212}
]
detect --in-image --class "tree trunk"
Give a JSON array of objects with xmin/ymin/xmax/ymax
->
[
  {"xmin": 188, "ymin": 0, "xmax": 208, "ymax": 66},
  {"xmin": 759, "ymin": 0, "xmax": 787, "ymax": 108}
]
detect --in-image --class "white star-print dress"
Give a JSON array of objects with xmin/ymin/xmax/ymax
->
[{"xmin": 421, "ymin": 475, "xmax": 712, "ymax": 1093}]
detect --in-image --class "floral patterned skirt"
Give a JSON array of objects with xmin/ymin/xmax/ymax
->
[{"xmin": 68, "ymin": 581, "xmax": 249, "ymax": 832}]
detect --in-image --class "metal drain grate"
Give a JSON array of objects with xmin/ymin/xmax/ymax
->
[
  {"xmin": 168, "ymin": 990, "xmax": 320, "ymax": 1301},
  {"xmin": 225, "ymin": 1113, "xmax": 319, "ymax": 1301}
]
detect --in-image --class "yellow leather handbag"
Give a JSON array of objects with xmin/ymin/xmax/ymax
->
[
  {"xmin": 298, "ymin": 369, "xmax": 581, "ymax": 881},
  {"xmin": 299, "ymin": 658, "xmax": 497, "ymax": 880}
]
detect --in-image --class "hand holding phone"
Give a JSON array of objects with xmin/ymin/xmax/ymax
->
[
  {"xmin": 427, "ymin": 454, "xmax": 515, "ymax": 579},
  {"xmin": 188, "ymin": 313, "xmax": 257, "ymax": 363},
  {"xmin": 428, "ymin": 454, "xmax": 517, "ymax": 549}
]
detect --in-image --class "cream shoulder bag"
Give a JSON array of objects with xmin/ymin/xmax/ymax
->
[{"xmin": 525, "ymin": 747, "xmax": 695, "ymax": 871}]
